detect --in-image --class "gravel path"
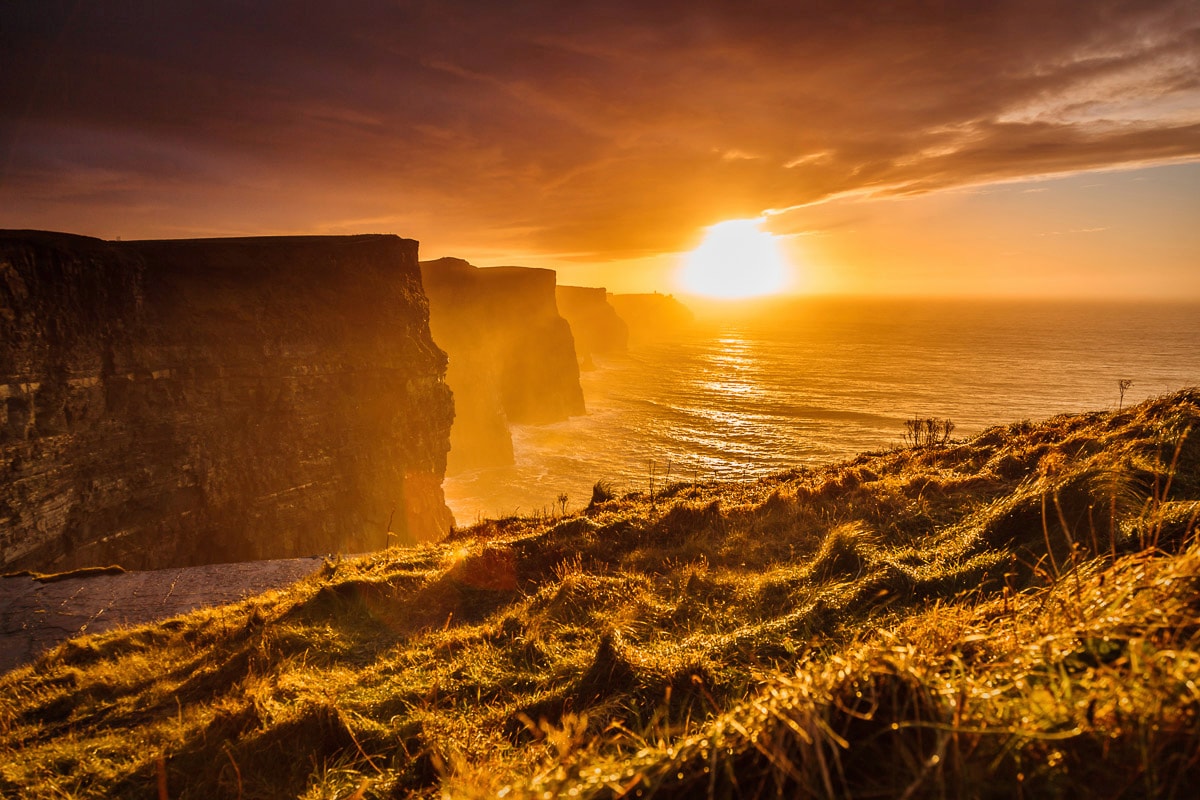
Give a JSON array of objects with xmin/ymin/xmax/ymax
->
[{"xmin": 0, "ymin": 557, "xmax": 327, "ymax": 673}]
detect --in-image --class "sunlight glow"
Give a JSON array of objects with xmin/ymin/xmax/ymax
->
[{"xmin": 680, "ymin": 219, "xmax": 789, "ymax": 299}]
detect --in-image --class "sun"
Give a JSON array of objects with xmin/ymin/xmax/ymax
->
[{"xmin": 679, "ymin": 218, "xmax": 790, "ymax": 299}]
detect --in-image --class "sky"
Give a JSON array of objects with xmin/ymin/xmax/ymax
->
[{"xmin": 2, "ymin": 0, "xmax": 1199, "ymax": 297}]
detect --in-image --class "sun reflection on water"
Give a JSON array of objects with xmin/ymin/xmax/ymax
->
[
  {"xmin": 442, "ymin": 300, "xmax": 1200, "ymax": 524},
  {"xmin": 700, "ymin": 379, "xmax": 756, "ymax": 396}
]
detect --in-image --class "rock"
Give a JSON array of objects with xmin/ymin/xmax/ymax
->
[
  {"xmin": 555, "ymin": 285, "xmax": 629, "ymax": 365},
  {"xmin": 1, "ymin": 231, "xmax": 454, "ymax": 572},
  {"xmin": 420, "ymin": 258, "xmax": 584, "ymax": 472}
]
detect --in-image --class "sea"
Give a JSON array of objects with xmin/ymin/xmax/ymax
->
[{"xmin": 442, "ymin": 298, "xmax": 1200, "ymax": 524}]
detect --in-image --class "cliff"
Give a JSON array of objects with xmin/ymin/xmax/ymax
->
[
  {"xmin": 420, "ymin": 258, "xmax": 585, "ymax": 471},
  {"xmin": 608, "ymin": 292, "xmax": 695, "ymax": 342},
  {"xmin": 0, "ymin": 231, "xmax": 454, "ymax": 572},
  {"xmin": 555, "ymin": 285, "xmax": 629, "ymax": 367}
]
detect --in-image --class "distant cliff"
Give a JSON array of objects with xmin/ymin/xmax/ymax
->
[
  {"xmin": 555, "ymin": 286, "xmax": 628, "ymax": 367},
  {"xmin": 0, "ymin": 231, "xmax": 454, "ymax": 572},
  {"xmin": 607, "ymin": 292, "xmax": 695, "ymax": 342},
  {"xmin": 420, "ymin": 258, "xmax": 584, "ymax": 472}
]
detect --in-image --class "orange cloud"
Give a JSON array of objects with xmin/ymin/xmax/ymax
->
[{"xmin": 2, "ymin": 1, "xmax": 1197, "ymax": 259}]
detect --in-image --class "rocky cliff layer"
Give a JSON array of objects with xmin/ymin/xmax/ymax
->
[
  {"xmin": 420, "ymin": 258, "xmax": 584, "ymax": 472},
  {"xmin": 555, "ymin": 285, "xmax": 629, "ymax": 367},
  {"xmin": 1, "ymin": 231, "xmax": 454, "ymax": 572}
]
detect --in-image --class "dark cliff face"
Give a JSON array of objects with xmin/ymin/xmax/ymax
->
[
  {"xmin": 420, "ymin": 258, "xmax": 585, "ymax": 472},
  {"xmin": 555, "ymin": 286, "xmax": 629, "ymax": 367},
  {"xmin": 1, "ymin": 231, "xmax": 454, "ymax": 571}
]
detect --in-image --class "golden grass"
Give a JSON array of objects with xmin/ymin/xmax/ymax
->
[{"xmin": 2, "ymin": 390, "xmax": 1198, "ymax": 799}]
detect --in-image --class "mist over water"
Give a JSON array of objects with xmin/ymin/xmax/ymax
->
[{"xmin": 442, "ymin": 299, "xmax": 1200, "ymax": 524}]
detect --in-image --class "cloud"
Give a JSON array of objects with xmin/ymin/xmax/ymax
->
[{"xmin": 2, "ymin": 0, "xmax": 1198, "ymax": 256}]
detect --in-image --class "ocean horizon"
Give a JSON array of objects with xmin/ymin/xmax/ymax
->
[{"xmin": 442, "ymin": 297, "xmax": 1200, "ymax": 523}]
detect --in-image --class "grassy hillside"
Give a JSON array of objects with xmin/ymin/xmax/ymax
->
[{"xmin": 3, "ymin": 391, "xmax": 1199, "ymax": 799}]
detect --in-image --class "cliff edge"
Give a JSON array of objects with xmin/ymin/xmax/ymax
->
[
  {"xmin": 0, "ymin": 231, "xmax": 454, "ymax": 572},
  {"xmin": 555, "ymin": 285, "xmax": 629, "ymax": 367},
  {"xmin": 420, "ymin": 257, "xmax": 585, "ymax": 472}
]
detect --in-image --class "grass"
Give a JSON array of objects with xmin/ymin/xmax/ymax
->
[{"xmin": 2, "ymin": 390, "xmax": 1199, "ymax": 798}]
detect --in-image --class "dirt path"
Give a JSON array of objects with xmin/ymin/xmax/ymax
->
[{"xmin": 0, "ymin": 557, "xmax": 327, "ymax": 673}]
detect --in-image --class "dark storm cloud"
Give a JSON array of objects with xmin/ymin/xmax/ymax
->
[{"xmin": 2, "ymin": 0, "xmax": 1198, "ymax": 255}]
